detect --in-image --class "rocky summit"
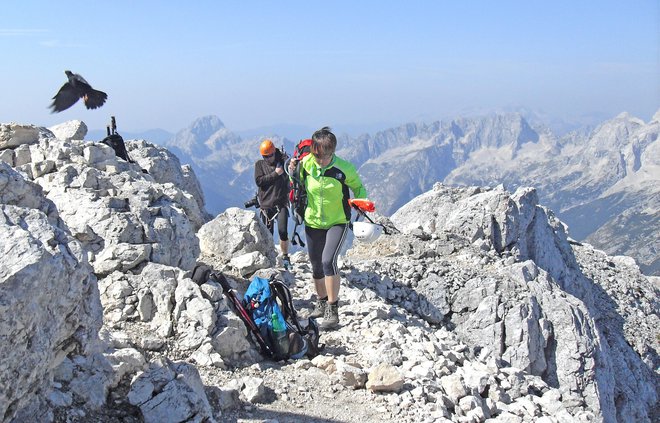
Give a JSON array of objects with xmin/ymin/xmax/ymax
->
[{"xmin": 0, "ymin": 121, "xmax": 658, "ymax": 423}]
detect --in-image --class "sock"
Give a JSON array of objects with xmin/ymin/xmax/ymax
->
[
  {"xmin": 328, "ymin": 300, "xmax": 338, "ymax": 306},
  {"xmin": 319, "ymin": 296, "xmax": 328, "ymax": 302}
]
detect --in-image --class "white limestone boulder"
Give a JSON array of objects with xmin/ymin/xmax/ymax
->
[
  {"xmin": 48, "ymin": 120, "xmax": 88, "ymax": 142},
  {"xmin": 0, "ymin": 123, "xmax": 46, "ymax": 150},
  {"xmin": 0, "ymin": 163, "xmax": 102, "ymax": 421},
  {"xmin": 128, "ymin": 358, "xmax": 216, "ymax": 423},
  {"xmin": 197, "ymin": 207, "xmax": 276, "ymax": 273}
]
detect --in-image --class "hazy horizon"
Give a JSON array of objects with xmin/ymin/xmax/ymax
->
[{"xmin": 2, "ymin": 1, "xmax": 658, "ymax": 133}]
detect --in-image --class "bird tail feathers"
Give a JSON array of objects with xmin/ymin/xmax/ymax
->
[{"xmin": 83, "ymin": 89, "xmax": 108, "ymax": 110}]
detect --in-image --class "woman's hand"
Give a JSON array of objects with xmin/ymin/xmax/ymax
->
[{"xmin": 288, "ymin": 158, "xmax": 298, "ymax": 174}]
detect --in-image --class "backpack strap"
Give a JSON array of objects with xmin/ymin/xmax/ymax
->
[
  {"xmin": 322, "ymin": 166, "xmax": 351, "ymax": 221},
  {"xmin": 290, "ymin": 163, "xmax": 308, "ymax": 247},
  {"xmin": 269, "ymin": 278, "xmax": 305, "ymax": 334}
]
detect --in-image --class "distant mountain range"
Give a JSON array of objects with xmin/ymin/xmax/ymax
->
[
  {"xmin": 120, "ymin": 111, "xmax": 659, "ymax": 275},
  {"xmin": 339, "ymin": 111, "xmax": 659, "ymax": 275},
  {"xmin": 160, "ymin": 116, "xmax": 298, "ymax": 214}
]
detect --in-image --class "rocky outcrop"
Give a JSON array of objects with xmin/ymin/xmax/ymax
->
[
  {"xmin": 0, "ymin": 122, "xmax": 219, "ymax": 422},
  {"xmin": 47, "ymin": 120, "xmax": 88, "ymax": 142},
  {"xmin": 390, "ymin": 184, "xmax": 580, "ymax": 288},
  {"xmin": 0, "ymin": 163, "xmax": 102, "ymax": 422},
  {"xmin": 126, "ymin": 139, "xmax": 211, "ymax": 221},
  {"xmin": 444, "ymin": 111, "xmax": 660, "ymax": 275},
  {"xmin": 0, "ymin": 123, "xmax": 49, "ymax": 151},
  {"xmin": 128, "ymin": 358, "xmax": 216, "ymax": 423},
  {"xmin": 4, "ymin": 124, "xmax": 210, "ymax": 275},
  {"xmin": 98, "ymin": 262, "xmax": 256, "ymax": 362},
  {"xmin": 197, "ymin": 207, "xmax": 276, "ymax": 276},
  {"xmin": 347, "ymin": 182, "xmax": 658, "ymax": 422}
]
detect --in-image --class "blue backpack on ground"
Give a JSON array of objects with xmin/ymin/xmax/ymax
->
[{"xmin": 243, "ymin": 275, "xmax": 321, "ymax": 361}]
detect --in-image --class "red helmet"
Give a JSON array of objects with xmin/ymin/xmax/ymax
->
[{"xmin": 260, "ymin": 139, "xmax": 275, "ymax": 156}]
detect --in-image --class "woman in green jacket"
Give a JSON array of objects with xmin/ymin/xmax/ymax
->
[{"xmin": 288, "ymin": 127, "xmax": 367, "ymax": 330}]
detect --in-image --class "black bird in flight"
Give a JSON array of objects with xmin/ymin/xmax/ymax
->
[{"xmin": 49, "ymin": 70, "xmax": 108, "ymax": 113}]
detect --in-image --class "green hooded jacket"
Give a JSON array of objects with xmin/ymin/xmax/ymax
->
[{"xmin": 298, "ymin": 154, "xmax": 367, "ymax": 229}]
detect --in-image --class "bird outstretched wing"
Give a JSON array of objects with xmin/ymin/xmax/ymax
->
[{"xmin": 50, "ymin": 82, "xmax": 82, "ymax": 113}]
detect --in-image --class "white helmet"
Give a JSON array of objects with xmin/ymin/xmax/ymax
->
[{"xmin": 352, "ymin": 221, "xmax": 383, "ymax": 243}]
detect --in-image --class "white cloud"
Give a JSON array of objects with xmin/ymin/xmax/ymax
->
[
  {"xmin": 39, "ymin": 39, "xmax": 87, "ymax": 48},
  {"xmin": 0, "ymin": 29, "xmax": 48, "ymax": 36}
]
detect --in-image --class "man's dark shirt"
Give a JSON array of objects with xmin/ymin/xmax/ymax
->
[{"xmin": 255, "ymin": 149, "xmax": 290, "ymax": 209}]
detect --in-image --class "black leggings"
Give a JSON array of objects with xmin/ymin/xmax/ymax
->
[
  {"xmin": 305, "ymin": 224, "xmax": 348, "ymax": 279},
  {"xmin": 260, "ymin": 207, "xmax": 289, "ymax": 241}
]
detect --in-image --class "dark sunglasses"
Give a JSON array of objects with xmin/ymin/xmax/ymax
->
[
  {"xmin": 314, "ymin": 152, "xmax": 333, "ymax": 160},
  {"xmin": 262, "ymin": 153, "xmax": 274, "ymax": 158}
]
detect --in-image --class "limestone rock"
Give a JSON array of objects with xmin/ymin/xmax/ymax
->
[
  {"xmin": 333, "ymin": 361, "xmax": 367, "ymax": 389},
  {"xmin": 125, "ymin": 139, "xmax": 211, "ymax": 222},
  {"xmin": 347, "ymin": 183, "xmax": 658, "ymax": 421},
  {"xmin": 240, "ymin": 376, "xmax": 267, "ymax": 403},
  {"xmin": 197, "ymin": 207, "xmax": 276, "ymax": 272},
  {"xmin": 0, "ymin": 123, "xmax": 45, "ymax": 150},
  {"xmin": 366, "ymin": 363, "xmax": 405, "ymax": 393},
  {"xmin": 128, "ymin": 358, "xmax": 216, "ymax": 423},
  {"xmin": 0, "ymin": 163, "xmax": 101, "ymax": 421},
  {"xmin": 230, "ymin": 251, "xmax": 272, "ymax": 276},
  {"xmin": 68, "ymin": 353, "xmax": 116, "ymax": 408},
  {"xmin": 1, "ymin": 131, "xmax": 210, "ymax": 275},
  {"xmin": 48, "ymin": 120, "xmax": 88, "ymax": 142},
  {"xmin": 441, "ymin": 374, "xmax": 469, "ymax": 403}
]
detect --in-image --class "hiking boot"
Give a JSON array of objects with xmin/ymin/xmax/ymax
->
[
  {"xmin": 320, "ymin": 302, "xmax": 339, "ymax": 330},
  {"xmin": 282, "ymin": 254, "xmax": 291, "ymax": 270},
  {"xmin": 308, "ymin": 298, "xmax": 327, "ymax": 319}
]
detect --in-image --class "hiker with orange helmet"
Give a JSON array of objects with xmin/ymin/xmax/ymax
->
[{"xmin": 254, "ymin": 139, "xmax": 291, "ymax": 268}]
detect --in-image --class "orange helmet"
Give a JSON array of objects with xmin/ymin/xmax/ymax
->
[{"xmin": 260, "ymin": 139, "xmax": 275, "ymax": 156}]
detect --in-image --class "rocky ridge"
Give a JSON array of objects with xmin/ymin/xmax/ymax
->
[
  {"xmin": 348, "ymin": 183, "xmax": 659, "ymax": 421},
  {"xmin": 1, "ymin": 121, "xmax": 658, "ymax": 423}
]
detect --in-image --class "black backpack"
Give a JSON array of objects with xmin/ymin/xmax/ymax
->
[
  {"xmin": 102, "ymin": 133, "xmax": 134, "ymax": 163},
  {"xmin": 288, "ymin": 139, "xmax": 312, "ymax": 246},
  {"xmin": 102, "ymin": 115, "xmax": 141, "ymax": 163},
  {"xmin": 101, "ymin": 116, "xmax": 149, "ymax": 174},
  {"xmin": 191, "ymin": 262, "xmax": 212, "ymax": 285}
]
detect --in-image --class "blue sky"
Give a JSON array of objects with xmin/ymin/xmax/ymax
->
[{"xmin": 2, "ymin": 1, "xmax": 658, "ymax": 134}]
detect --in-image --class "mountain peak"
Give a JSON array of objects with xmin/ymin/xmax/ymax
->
[
  {"xmin": 169, "ymin": 115, "xmax": 242, "ymax": 157},
  {"xmin": 187, "ymin": 115, "xmax": 225, "ymax": 138},
  {"xmin": 651, "ymin": 108, "xmax": 660, "ymax": 124}
]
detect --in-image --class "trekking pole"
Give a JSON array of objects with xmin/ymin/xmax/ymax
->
[{"xmin": 211, "ymin": 272, "xmax": 275, "ymax": 358}]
